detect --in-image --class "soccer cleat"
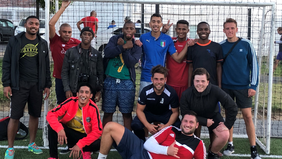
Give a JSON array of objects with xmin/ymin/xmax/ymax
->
[
  {"xmin": 223, "ymin": 144, "xmax": 235, "ymax": 156},
  {"xmin": 208, "ymin": 151, "xmax": 220, "ymax": 159},
  {"xmin": 28, "ymin": 142, "xmax": 43, "ymax": 154},
  {"xmin": 251, "ymin": 147, "xmax": 261, "ymax": 159},
  {"xmin": 59, "ymin": 146, "xmax": 70, "ymax": 155},
  {"xmin": 82, "ymin": 151, "xmax": 92, "ymax": 159},
  {"xmin": 4, "ymin": 148, "xmax": 15, "ymax": 159}
]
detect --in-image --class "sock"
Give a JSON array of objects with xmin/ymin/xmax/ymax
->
[
  {"xmin": 228, "ymin": 141, "xmax": 233, "ymax": 146},
  {"xmin": 97, "ymin": 152, "xmax": 107, "ymax": 159},
  {"xmin": 251, "ymin": 145, "xmax": 257, "ymax": 150}
]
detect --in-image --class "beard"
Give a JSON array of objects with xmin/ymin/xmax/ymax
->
[
  {"xmin": 181, "ymin": 126, "xmax": 195, "ymax": 136},
  {"xmin": 153, "ymin": 84, "xmax": 164, "ymax": 91}
]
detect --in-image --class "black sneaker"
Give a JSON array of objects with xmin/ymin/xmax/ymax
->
[
  {"xmin": 251, "ymin": 147, "xmax": 261, "ymax": 159},
  {"xmin": 208, "ymin": 151, "xmax": 220, "ymax": 159},
  {"xmin": 223, "ymin": 144, "xmax": 234, "ymax": 156},
  {"xmin": 59, "ymin": 146, "xmax": 70, "ymax": 155}
]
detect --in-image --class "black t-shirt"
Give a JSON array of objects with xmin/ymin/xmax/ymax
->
[
  {"xmin": 187, "ymin": 41, "xmax": 223, "ymax": 85},
  {"xmin": 138, "ymin": 84, "xmax": 179, "ymax": 115},
  {"xmin": 19, "ymin": 35, "xmax": 39, "ymax": 82},
  {"xmin": 80, "ymin": 48, "xmax": 90, "ymax": 74}
]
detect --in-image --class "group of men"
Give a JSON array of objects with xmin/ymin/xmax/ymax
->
[{"xmin": 2, "ymin": 0, "xmax": 260, "ymax": 159}]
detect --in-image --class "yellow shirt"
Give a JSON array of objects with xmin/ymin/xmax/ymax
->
[{"xmin": 66, "ymin": 108, "xmax": 85, "ymax": 133}]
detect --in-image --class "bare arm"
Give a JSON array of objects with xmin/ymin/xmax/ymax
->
[
  {"xmin": 216, "ymin": 63, "xmax": 222, "ymax": 88},
  {"xmin": 136, "ymin": 103, "xmax": 158, "ymax": 134},
  {"xmin": 171, "ymin": 43, "xmax": 188, "ymax": 63},
  {"xmin": 49, "ymin": 1, "xmax": 71, "ymax": 39},
  {"xmin": 77, "ymin": 20, "xmax": 83, "ymax": 32},
  {"xmin": 95, "ymin": 20, "xmax": 98, "ymax": 35},
  {"xmin": 188, "ymin": 63, "xmax": 193, "ymax": 87},
  {"xmin": 158, "ymin": 107, "xmax": 179, "ymax": 130}
]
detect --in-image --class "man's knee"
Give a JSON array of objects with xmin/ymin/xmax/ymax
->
[{"xmin": 104, "ymin": 122, "xmax": 120, "ymax": 133}]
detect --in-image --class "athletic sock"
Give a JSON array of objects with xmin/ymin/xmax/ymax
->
[
  {"xmin": 228, "ymin": 141, "xmax": 233, "ymax": 146},
  {"xmin": 97, "ymin": 152, "xmax": 107, "ymax": 159}
]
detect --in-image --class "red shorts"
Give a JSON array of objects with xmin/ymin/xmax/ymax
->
[{"xmin": 170, "ymin": 85, "xmax": 188, "ymax": 101}]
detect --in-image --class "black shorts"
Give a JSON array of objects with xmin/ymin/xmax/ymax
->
[
  {"xmin": 208, "ymin": 112, "xmax": 224, "ymax": 131},
  {"xmin": 222, "ymin": 88, "xmax": 252, "ymax": 109},
  {"xmin": 10, "ymin": 81, "xmax": 43, "ymax": 119}
]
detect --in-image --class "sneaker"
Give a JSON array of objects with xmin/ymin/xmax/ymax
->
[
  {"xmin": 82, "ymin": 151, "xmax": 91, "ymax": 159},
  {"xmin": 208, "ymin": 151, "xmax": 220, "ymax": 159},
  {"xmin": 223, "ymin": 144, "xmax": 235, "ymax": 156},
  {"xmin": 4, "ymin": 148, "xmax": 15, "ymax": 159},
  {"xmin": 59, "ymin": 146, "xmax": 70, "ymax": 155},
  {"xmin": 251, "ymin": 147, "xmax": 261, "ymax": 159},
  {"xmin": 28, "ymin": 142, "xmax": 43, "ymax": 154}
]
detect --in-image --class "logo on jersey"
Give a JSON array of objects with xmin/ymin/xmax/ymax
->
[
  {"xmin": 170, "ymin": 133, "xmax": 175, "ymax": 138},
  {"xmin": 20, "ymin": 43, "xmax": 39, "ymax": 58},
  {"xmin": 160, "ymin": 98, "xmax": 164, "ymax": 104},
  {"xmin": 160, "ymin": 41, "xmax": 166, "ymax": 47},
  {"xmin": 239, "ymin": 49, "xmax": 243, "ymax": 52}
]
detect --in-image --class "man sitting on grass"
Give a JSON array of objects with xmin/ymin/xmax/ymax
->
[
  {"xmin": 97, "ymin": 111, "xmax": 206, "ymax": 159},
  {"xmin": 47, "ymin": 83, "xmax": 103, "ymax": 159}
]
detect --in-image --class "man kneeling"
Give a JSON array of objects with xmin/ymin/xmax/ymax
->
[
  {"xmin": 47, "ymin": 83, "xmax": 103, "ymax": 159},
  {"xmin": 97, "ymin": 111, "xmax": 206, "ymax": 159}
]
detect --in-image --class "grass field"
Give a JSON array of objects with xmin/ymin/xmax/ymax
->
[{"xmin": 0, "ymin": 129, "xmax": 282, "ymax": 159}]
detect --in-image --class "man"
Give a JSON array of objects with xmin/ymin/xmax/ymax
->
[
  {"xmin": 97, "ymin": 111, "xmax": 206, "ymax": 159},
  {"xmin": 273, "ymin": 27, "xmax": 282, "ymax": 72},
  {"xmin": 77, "ymin": 10, "xmax": 98, "ymax": 47},
  {"xmin": 47, "ymin": 83, "xmax": 102, "ymax": 159},
  {"xmin": 49, "ymin": 0, "xmax": 80, "ymax": 105},
  {"xmin": 102, "ymin": 21, "xmax": 142, "ymax": 130},
  {"xmin": 220, "ymin": 18, "xmax": 260, "ymax": 159},
  {"xmin": 107, "ymin": 20, "xmax": 116, "ymax": 29},
  {"xmin": 61, "ymin": 27, "xmax": 103, "ymax": 103},
  {"xmin": 180, "ymin": 68, "xmax": 238, "ymax": 159},
  {"xmin": 187, "ymin": 21, "xmax": 223, "ymax": 88},
  {"xmin": 166, "ymin": 20, "xmax": 193, "ymax": 99},
  {"xmin": 131, "ymin": 65, "xmax": 181, "ymax": 141},
  {"xmin": 139, "ymin": 13, "xmax": 188, "ymax": 93},
  {"xmin": 2, "ymin": 16, "xmax": 51, "ymax": 159}
]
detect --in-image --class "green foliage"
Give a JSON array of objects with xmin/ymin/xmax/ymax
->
[{"xmin": 37, "ymin": 0, "xmax": 64, "ymax": 14}]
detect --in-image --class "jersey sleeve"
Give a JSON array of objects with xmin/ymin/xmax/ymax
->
[
  {"xmin": 216, "ymin": 44, "xmax": 224, "ymax": 63},
  {"xmin": 186, "ymin": 47, "xmax": 193, "ymax": 63},
  {"xmin": 168, "ymin": 38, "xmax": 177, "ymax": 55},
  {"xmin": 193, "ymin": 140, "xmax": 206, "ymax": 159},
  {"xmin": 138, "ymin": 87, "xmax": 147, "ymax": 105},
  {"xmin": 81, "ymin": 17, "xmax": 86, "ymax": 22},
  {"xmin": 152, "ymin": 126, "xmax": 172, "ymax": 143},
  {"xmin": 170, "ymin": 90, "xmax": 179, "ymax": 108}
]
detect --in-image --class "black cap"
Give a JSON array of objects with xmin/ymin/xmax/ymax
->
[{"xmin": 80, "ymin": 27, "xmax": 94, "ymax": 37}]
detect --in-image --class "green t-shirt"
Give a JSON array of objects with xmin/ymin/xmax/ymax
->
[{"xmin": 105, "ymin": 53, "xmax": 130, "ymax": 79}]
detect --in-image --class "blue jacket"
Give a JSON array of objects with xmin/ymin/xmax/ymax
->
[
  {"xmin": 220, "ymin": 38, "xmax": 259, "ymax": 90},
  {"xmin": 104, "ymin": 34, "xmax": 142, "ymax": 84}
]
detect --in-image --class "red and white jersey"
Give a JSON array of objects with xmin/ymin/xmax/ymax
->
[{"xmin": 148, "ymin": 126, "xmax": 206, "ymax": 159}]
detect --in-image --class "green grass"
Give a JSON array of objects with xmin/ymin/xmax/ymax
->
[{"xmin": 0, "ymin": 129, "xmax": 281, "ymax": 159}]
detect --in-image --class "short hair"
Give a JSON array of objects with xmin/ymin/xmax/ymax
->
[
  {"xmin": 176, "ymin": 20, "xmax": 189, "ymax": 27},
  {"xmin": 25, "ymin": 16, "xmax": 39, "ymax": 23},
  {"xmin": 90, "ymin": 10, "xmax": 96, "ymax": 16},
  {"xmin": 197, "ymin": 21, "xmax": 210, "ymax": 29},
  {"xmin": 224, "ymin": 18, "xmax": 237, "ymax": 28},
  {"xmin": 123, "ymin": 20, "xmax": 134, "ymax": 28},
  {"xmin": 77, "ymin": 83, "xmax": 93, "ymax": 94},
  {"xmin": 151, "ymin": 65, "xmax": 168, "ymax": 77},
  {"xmin": 277, "ymin": 27, "xmax": 282, "ymax": 31},
  {"xmin": 150, "ymin": 13, "xmax": 162, "ymax": 21},
  {"xmin": 192, "ymin": 68, "xmax": 210, "ymax": 81},
  {"xmin": 181, "ymin": 110, "xmax": 198, "ymax": 122},
  {"xmin": 60, "ymin": 23, "xmax": 71, "ymax": 30},
  {"xmin": 136, "ymin": 20, "xmax": 141, "ymax": 23}
]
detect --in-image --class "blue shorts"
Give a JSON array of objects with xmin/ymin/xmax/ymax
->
[
  {"xmin": 114, "ymin": 128, "xmax": 150, "ymax": 159},
  {"xmin": 102, "ymin": 77, "xmax": 135, "ymax": 113},
  {"xmin": 277, "ymin": 51, "xmax": 282, "ymax": 60}
]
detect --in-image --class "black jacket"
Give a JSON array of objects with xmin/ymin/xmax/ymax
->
[
  {"xmin": 180, "ymin": 83, "xmax": 238, "ymax": 129},
  {"xmin": 2, "ymin": 32, "xmax": 51, "ymax": 90},
  {"xmin": 104, "ymin": 34, "xmax": 142, "ymax": 83},
  {"xmin": 61, "ymin": 44, "xmax": 103, "ymax": 93}
]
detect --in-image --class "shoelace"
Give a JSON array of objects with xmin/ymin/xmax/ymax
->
[{"xmin": 31, "ymin": 143, "xmax": 39, "ymax": 150}]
